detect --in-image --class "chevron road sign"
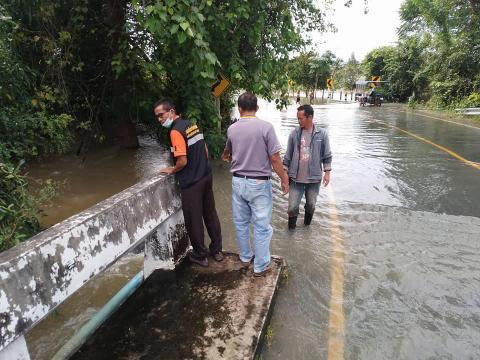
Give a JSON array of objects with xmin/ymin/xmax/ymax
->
[
  {"xmin": 327, "ymin": 78, "xmax": 333, "ymax": 89},
  {"xmin": 370, "ymin": 75, "xmax": 381, "ymax": 87},
  {"xmin": 211, "ymin": 73, "xmax": 230, "ymax": 97}
]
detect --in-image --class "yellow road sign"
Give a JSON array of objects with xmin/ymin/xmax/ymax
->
[
  {"xmin": 370, "ymin": 75, "xmax": 381, "ymax": 88},
  {"xmin": 327, "ymin": 78, "xmax": 333, "ymax": 89},
  {"xmin": 211, "ymin": 73, "xmax": 230, "ymax": 97}
]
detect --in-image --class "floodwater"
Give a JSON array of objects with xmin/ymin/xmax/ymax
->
[{"xmin": 26, "ymin": 102, "xmax": 480, "ymax": 359}]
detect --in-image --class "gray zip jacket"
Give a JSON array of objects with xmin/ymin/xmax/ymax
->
[{"xmin": 283, "ymin": 125, "xmax": 332, "ymax": 182}]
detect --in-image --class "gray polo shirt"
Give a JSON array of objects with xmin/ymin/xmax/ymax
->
[{"xmin": 225, "ymin": 116, "xmax": 282, "ymax": 177}]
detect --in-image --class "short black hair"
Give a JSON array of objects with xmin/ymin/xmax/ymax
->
[
  {"xmin": 237, "ymin": 92, "xmax": 257, "ymax": 111},
  {"xmin": 153, "ymin": 99, "xmax": 175, "ymax": 111},
  {"xmin": 297, "ymin": 104, "xmax": 314, "ymax": 117}
]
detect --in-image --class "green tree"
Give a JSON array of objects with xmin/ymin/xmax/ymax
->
[
  {"xmin": 0, "ymin": 5, "xmax": 73, "ymax": 161},
  {"xmin": 288, "ymin": 52, "xmax": 317, "ymax": 95},
  {"xmin": 5, "ymin": 0, "xmax": 334, "ymax": 148},
  {"xmin": 362, "ymin": 46, "xmax": 396, "ymax": 79},
  {"xmin": 399, "ymin": 0, "xmax": 480, "ymax": 106},
  {"xmin": 363, "ymin": 1, "xmax": 480, "ymax": 106},
  {"xmin": 335, "ymin": 53, "xmax": 361, "ymax": 91},
  {"xmin": 4, "ymin": 0, "xmax": 153, "ymax": 148},
  {"xmin": 386, "ymin": 36, "xmax": 429, "ymax": 102},
  {"xmin": 287, "ymin": 51, "xmax": 337, "ymax": 96},
  {"xmin": 133, "ymin": 0, "xmax": 330, "ymax": 131}
]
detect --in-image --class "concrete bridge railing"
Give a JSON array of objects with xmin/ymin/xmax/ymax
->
[{"xmin": 0, "ymin": 174, "xmax": 189, "ymax": 359}]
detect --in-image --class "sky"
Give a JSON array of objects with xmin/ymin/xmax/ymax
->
[{"xmin": 312, "ymin": 0, "xmax": 404, "ymax": 62}]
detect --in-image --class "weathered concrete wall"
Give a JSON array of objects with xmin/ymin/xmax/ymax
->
[
  {"xmin": 144, "ymin": 210, "xmax": 189, "ymax": 278},
  {"xmin": 0, "ymin": 174, "xmax": 189, "ymax": 353}
]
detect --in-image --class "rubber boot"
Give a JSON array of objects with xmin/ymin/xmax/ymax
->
[
  {"xmin": 304, "ymin": 212, "xmax": 314, "ymax": 226},
  {"xmin": 288, "ymin": 216, "xmax": 297, "ymax": 230}
]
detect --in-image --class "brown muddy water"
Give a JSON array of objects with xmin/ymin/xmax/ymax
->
[{"xmin": 26, "ymin": 101, "xmax": 480, "ymax": 359}]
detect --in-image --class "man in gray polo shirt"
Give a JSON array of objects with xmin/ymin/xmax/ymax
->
[{"xmin": 222, "ymin": 92, "xmax": 289, "ymax": 277}]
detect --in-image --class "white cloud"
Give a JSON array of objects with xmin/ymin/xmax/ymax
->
[{"xmin": 311, "ymin": 0, "xmax": 403, "ymax": 61}]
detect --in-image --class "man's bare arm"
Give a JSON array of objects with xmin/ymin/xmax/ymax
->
[
  {"xmin": 221, "ymin": 149, "xmax": 231, "ymax": 162},
  {"xmin": 159, "ymin": 155, "xmax": 187, "ymax": 174},
  {"xmin": 323, "ymin": 170, "xmax": 330, "ymax": 186},
  {"xmin": 270, "ymin": 152, "xmax": 289, "ymax": 194}
]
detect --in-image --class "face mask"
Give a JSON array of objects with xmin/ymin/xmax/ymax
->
[{"xmin": 162, "ymin": 117, "xmax": 173, "ymax": 129}]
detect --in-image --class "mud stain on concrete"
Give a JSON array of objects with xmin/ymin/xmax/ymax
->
[{"xmin": 72, "ymin": 254, "xmax": 284, "ymax": 360}]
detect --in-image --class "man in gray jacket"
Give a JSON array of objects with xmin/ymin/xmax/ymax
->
[{"xmin": 283, "ymin": 104, "xmax": 332, "ymax": 229}]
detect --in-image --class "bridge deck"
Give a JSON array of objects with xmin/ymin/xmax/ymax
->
[{"xmin": 71, "ymin": 253, "xmax": 284, "ymax": 359}]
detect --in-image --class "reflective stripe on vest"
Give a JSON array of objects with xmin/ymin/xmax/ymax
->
[{"xmin": 187, "ymin": 133, "xmax": 204, "ymax": 147}]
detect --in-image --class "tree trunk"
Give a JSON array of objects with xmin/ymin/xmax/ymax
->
[
  {"xmin": 106, "ymin": 0, "xmax": 139, "ymax": 148},
  {"xmin": 215, "ymin": 97, "xmax": 221, "ymax": 132}
]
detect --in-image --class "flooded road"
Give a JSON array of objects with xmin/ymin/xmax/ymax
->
[{"xmin": 26, "ymin": 102, "xmax": 480, "ymax": 359}]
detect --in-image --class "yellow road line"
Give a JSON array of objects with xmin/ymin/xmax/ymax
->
[
  {"xmin": 326, "ymin": 186, "xmax": 345, "ymax": 360},
  {"xmin": 390, "ymin": 109, "xmax": 480, "ymax": 130},
  {"xmin": 372, "ymin": 118, "xmax": 480, "ymax": 170}
]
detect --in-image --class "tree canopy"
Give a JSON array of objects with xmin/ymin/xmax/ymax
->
[
  {"xmin": 363, "ymin": 0, "xmax": 480, "ymax": 105},
  {"xmin": 287, "ymin": 51, "xmax": 341, "ymax": 95}
]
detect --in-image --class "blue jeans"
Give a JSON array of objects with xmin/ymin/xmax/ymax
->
[
  {"xmin": 287, "ymin": 180, "xmax": 320, "ymax": 217},
  {"xmin": 232, "ymin": 176, "xmax": 273, "ymax": 273}
]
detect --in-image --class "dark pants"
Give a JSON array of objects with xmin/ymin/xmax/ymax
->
[
  {"xmin": 180, "ymin": 173, "xmax": 222, "ymax": 259},
  {"xmin": 287, "ymin": 180, "xmax": 320, "ymax": 217}
]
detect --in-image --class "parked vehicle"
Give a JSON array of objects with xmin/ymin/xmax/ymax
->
[{"xmin": 359, "ymin": 94, "xmax": 382, "ymax": 107}]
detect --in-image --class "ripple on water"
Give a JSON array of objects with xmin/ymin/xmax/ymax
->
[{"xmin": 24, "ymin": 102, "xmax": 480, "ymax": 359}]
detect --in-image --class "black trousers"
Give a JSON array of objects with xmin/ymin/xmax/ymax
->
[{"xmin": 180, "ymin": 173, "xmax": 222, "ymax": 259}]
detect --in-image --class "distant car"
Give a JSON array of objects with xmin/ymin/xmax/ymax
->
[
  {"xmin": 359, "ymin": 94, "xmax": 382, "ymax": 107},
  {"xmin": 355, "ymin": 93, "xmax": 363, "ymax": 101}
]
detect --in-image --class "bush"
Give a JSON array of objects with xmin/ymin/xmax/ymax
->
[
  {"xmin": 455, "ymin": 92, "xmax": 480, "ymax": 109},
  {"xmin": 0, "ymin": 161, "xmax": 40, "ymax": 250},
  {"xmin": 204, "ymin": 131, "xmax": 227, "ymax": 160},
  {"xmin": 0, "ymin": 107, "xmax": 73, "ymax": 160},
  {"xmin": 0, "ymin": 106, "xmax": 72, "ymax": 251},
  {"xmin": 0, "ymin": 15, "xmax": 73, "ymax": 250},
  {"xmin": 407, "ymin": 96, "xmax": 418, "ymax": 109},
  {"xmin": 0, "ymin": 161, "xmax": 60, "ymax": 251}
]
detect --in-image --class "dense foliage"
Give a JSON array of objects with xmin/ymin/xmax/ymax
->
[
  {"xmin": 1, "ymin": 5, "xmax": 72, "ymax": 248},
  {"xmin": 0, "ymin": 162, "xmax": 38, "ymax": 250},
  {"xmin": 287, "ymin": 51, "xmax": 342, "ymax": 96},
  {"xmin": 133, "ymin": 0, "xmax": 331, "ymax": 129},
  {"xmin": 363, "ymin": 0, "xmax": 480, "ymax": 106},
  {"xmin": 0, "ymin": 8, "xmax": 73, "ymax": 161},
  {"xmin": 2, "ymin": 0, "xmax": 332, "ymax": 146},
  {"xmin": 0, "ymin": 0, "xmax": 333, "ymax": 249},
  {"xmin": 334, "ymin": 53, "xmax": 362, "ymax": 91}
]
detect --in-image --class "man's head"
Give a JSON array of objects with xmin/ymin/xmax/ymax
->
[
  {"xmin": 237, "ymin": 92, "xmax": 258, "ymax": 116},
  {"xmin": 297, "ymin": 104, "xmax": 314, "ymax": 129},
  {"xmin": 154, "ymin": 99, "xmax": 177, "ymax": 128}
]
